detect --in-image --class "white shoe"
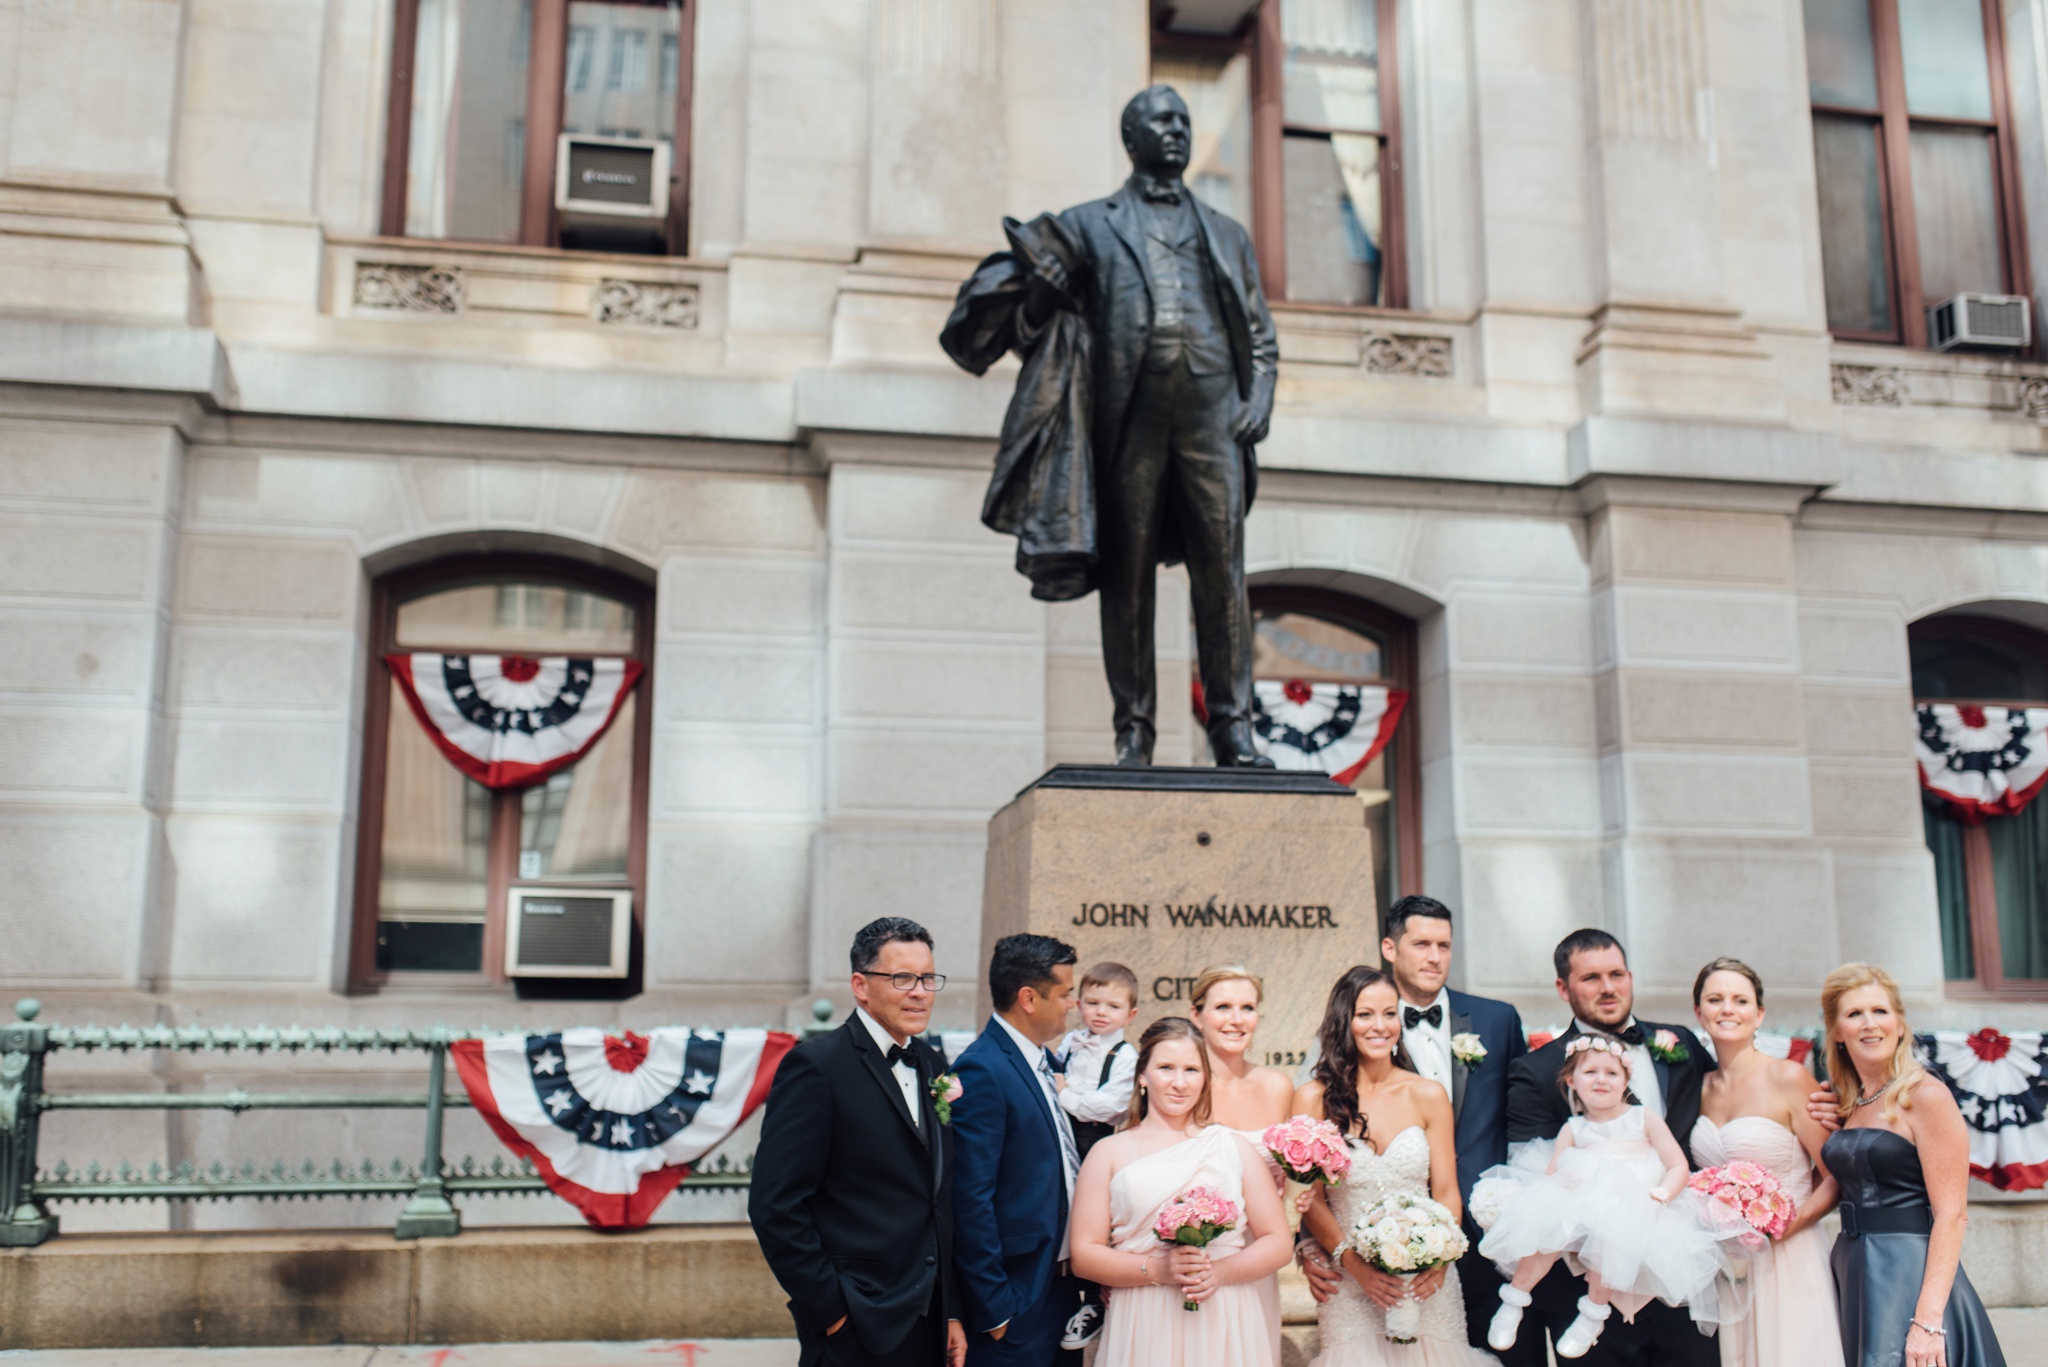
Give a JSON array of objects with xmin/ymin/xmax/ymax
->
[
  {"xmin": 1555, "ymin": 1295, "xmax": 1611, "ymax": 1359},
  {"xmin": 1488, "ymin": 1285, "xmax": 1532, "ymax": 1352}
]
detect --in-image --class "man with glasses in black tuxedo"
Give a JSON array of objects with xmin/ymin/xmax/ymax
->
[{"xmin": 751, "ymin": 917, "xmax": 968, "ymax": 1367}]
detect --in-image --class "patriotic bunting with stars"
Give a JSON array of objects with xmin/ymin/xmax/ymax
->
[
  {"xmin": 452, "ymin": 1026, "xmax": 795, "ymax": 1228},
  {"xmin": 1918, "ymin": 1028, "xmax": 2048, "ymax": 1192},
  {"xmin": 1914, "ymin": 702, "xmax": 2048, "ymax": 822},
  {"xmin": 387, "ymin": 653, "xmax": 644, "ymax": 790},
  {"xmin": 1191, "ymin": 679, "xmax": 1408, "ymax": 784}
]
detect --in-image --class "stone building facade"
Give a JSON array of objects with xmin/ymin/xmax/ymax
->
[{"xmin": 7, "ymin": 0, "xmax": 2048, "ymax": 1053}]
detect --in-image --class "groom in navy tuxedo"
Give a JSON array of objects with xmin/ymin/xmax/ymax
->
[
  {"xmin": 1299, "ymin": 895, "xmax": 1527, "ymax": 1350},
  {"xmin": 1499, "ymin": 929, "xmax": 1717, "ymax": 1367},
  {"xmin": 950, "ymin": 933, "xmax": 1083, "ymax": 1366}
]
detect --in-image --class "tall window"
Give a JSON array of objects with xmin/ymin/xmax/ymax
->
[
  {"xmin": 382, "ymin": 0, "xmax": 696, "ymax": 254},
  {"xmin": 353, "ymin": 559, "xmax": 651, "ymax": 992},
  {"xmin": 1152, "ymin": 0, "xmax": 1408, "ymax": 309},
  {"xmin": 1915, "ymin": 616, "xmax": 2048, "ymax": 996},
  {"xmin": 1803, "ymin": 0, "xmax": 2027, "ymax": 345},
  {"xmin": 1248, "ymin": 588, "xmax": 1419, "ymax": 912}
]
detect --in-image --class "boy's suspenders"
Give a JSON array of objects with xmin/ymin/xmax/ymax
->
[{"xmin": 1097, "ymin": 1039, "xmax": 1131, "ymax": 1089}]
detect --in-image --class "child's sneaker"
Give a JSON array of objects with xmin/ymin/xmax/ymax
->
[
  {"xmin": 1556, "ymin": 1295, "xmax": 1611, "ymax": 1359},
  {"xmin": 1487, "ymin": 1284, "xmax": 1531, "ymax": 1351},
  {"xmin": 1059, "ymin": 1301, "xmax": 1103, "ymax": 1350}
]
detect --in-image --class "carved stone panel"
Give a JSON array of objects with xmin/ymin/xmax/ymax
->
[
  {"xmin": 589, "ymin": 279, "xmax": 700, "ymax": 329},
  {"xmin": 1830, "ymin": 363, "xmax": 1904, "ymax": 407},
  {"xmin": 354, "ymin": 263, "xmax": 465, "ymax": 314},
  {"xmin": 1362, "ymin": 333, "xmax": 1452, "ymax": 378}
]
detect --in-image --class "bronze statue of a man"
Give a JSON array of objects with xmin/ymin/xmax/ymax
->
[{"xmin": 942, "ymin": 85, "xmax": 1278, "ymax": 768}]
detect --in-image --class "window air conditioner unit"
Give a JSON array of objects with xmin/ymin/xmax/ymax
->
[
  {"xmin": 1929, "ymin": 292, "xmax": 2031, "ymax": 352},
  {"xmin": 504, "ymin": 886, "xmax": 632, "ymax": 978},
  {"xmin": 555, "ymin": 134, "xmax": 669, "ymax": 219}
]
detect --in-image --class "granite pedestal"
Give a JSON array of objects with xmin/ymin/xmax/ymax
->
[{"xmin": 980, "ymin": 766, "xmax": 1378, "ymax": 1069}]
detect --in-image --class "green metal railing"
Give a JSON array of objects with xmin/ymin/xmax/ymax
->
[{"xmin": 0, "ymin": 999, "xmax": 780, "ymax": 1248}]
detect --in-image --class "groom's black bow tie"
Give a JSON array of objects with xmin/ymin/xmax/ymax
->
[
  {"xmin": 1403, "ymin": 1005, "xmax": 1442, "ymax": 1029},
  {"xmin": 886, "ymin": 1042, "xmax": 922, "ymax": 1070},
  {"xmin": 1611, "ymin": 1023, "xmax": 1647, "ymax": 1047}
]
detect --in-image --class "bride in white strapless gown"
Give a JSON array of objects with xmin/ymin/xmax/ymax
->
[
  {"xmin": 1690, "ymin": 958, "xmax": 1844, "ymax": 1367},
  {"xmin": 1314, "ymin": 1126, "xmax": 1498, "ymax": 1366}
]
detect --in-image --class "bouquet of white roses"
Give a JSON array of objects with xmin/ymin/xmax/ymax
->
[{"xmin": 1340, "ymin": 1190, "xmax": 1469, "ymax": 1342}]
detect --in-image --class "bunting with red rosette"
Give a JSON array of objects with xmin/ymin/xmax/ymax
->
[
  {"xmin": 387, "ymin": 653, "xmax": 643, "ymax": 790},
  {"xmin": 452, "ymin": 1026, "xmax": 795, "ymax": 1228},
  {"xmin": 1914, "ymin": 702, "xmax": 2048, "ymax": 822},
  {"xmin": 1249, "ymin": 680, "xmax": 1407, "ymax": 785},
  {"xmin": 1918, "ymin": 1028, "xmax": 2048, "ymax": 1192}
]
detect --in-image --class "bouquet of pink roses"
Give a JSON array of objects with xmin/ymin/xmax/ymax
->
[
  {"xmin": 1153, "ymin": 1185, "xmax": 1242, "ymax": 1311},
  {"xmin": 1688, "ymin": 1160, "xmax": 1794, "ymax": 1249},
  {"xmin": 1261, "ymin": 1114, "xmax": 1353, "ymax": 1187}
]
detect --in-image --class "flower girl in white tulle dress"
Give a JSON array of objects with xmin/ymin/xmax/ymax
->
[{"xmin": 1473, "ymin": 1035, "xmax": 1735, "ymax": 1359}]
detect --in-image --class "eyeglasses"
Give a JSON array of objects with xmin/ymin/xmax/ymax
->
[{"xmin": 858, "ymin": 971, "xmax": 948, "ymax": 992}]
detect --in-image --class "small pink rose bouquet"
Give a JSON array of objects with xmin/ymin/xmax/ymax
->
[
  {"xmin": 1688, "ymin": 1160, "xmax": 1794, "ymax": 1249},
  {"xmin": 1261, "ymin": 1115, "xmax": 1353, "ymax": 1187},
  {"xmin": 1153, "ymin": 1184, "xmax": 1241, "ymax": 1311}
]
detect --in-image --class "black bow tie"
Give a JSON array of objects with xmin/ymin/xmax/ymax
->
[
  {"xmin": 886, "ymin": 1042, "xmax": 922, "ymax": 1071},
  {"xmin": 1404, "ymin": 1005, "xmax": 1442, "ymax": 1029},
  {"xmin": 1611, "ymin": 1024, "xmax": 1647, "ymax": 1047}
]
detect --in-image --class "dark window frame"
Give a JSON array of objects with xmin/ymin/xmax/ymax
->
[
  {"xmin": 1913, "ymin": 614, "xmax": 2048, "ymax": 1000},
  {"xmin": 349, "ymin": 553, "xmax": 654, "ymax": 994},
  {"xmin": 1808, "ymin": 0, "xmax": 2030, "ymax": 348},
  {"xmin": 1245, "ymin": 584, "xmax": 1422, "ymax": 899},
  {"xmin": 1154, "ymin": 0, "xmax": 1409, "ymax": 311},
  {"xmin": 380, "ymin": 0, "xmax": 697, "ymax": 254}
]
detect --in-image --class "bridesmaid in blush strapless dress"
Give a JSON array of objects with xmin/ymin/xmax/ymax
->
[
  {"xmin": 1690, "ymin": 958, "xmax": 1845, "ymax": 1367},
  {"xmin": 1191, "ymin": 965, "xmax": 1297, "ymax": 1360}
]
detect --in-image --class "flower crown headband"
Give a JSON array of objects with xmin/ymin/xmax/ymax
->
[{"xmin": 1564, "ymin": 1034, "xmax": 1629, "ymax": 1062}]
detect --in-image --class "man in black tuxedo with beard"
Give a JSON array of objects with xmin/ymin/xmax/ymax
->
[
  {"xmin": 1496, "ymin": 929, "xmax": 1717, "ymax": 1367},
  {"xmin": 750, "ymin": 917, "xmax": 968, "ymax": 1367}
]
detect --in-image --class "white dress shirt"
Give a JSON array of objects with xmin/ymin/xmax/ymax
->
[
  {"xmin": 857, "ymin": 1008, "xmax": 920, "ymax": 1130},
  {"xmin": 1575, "ymin": 1016, "xmax": 1663, "ymax": 1116},
  {"xmin": 996, "ymin": 1013, "xmax": 1078, "ymax": 1259},
  {"xmin": 1400, "ymin": 989, "xmax": 1454, "ymax": 1095}
]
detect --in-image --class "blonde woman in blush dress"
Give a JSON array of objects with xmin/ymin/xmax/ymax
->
[
  {"xmin": 1295, "ymin": 966, "xmax": 1494, "ymax": 1367},
  {"xmin": 1190, "ymin": 964, "xmax": 1295, "ymax": 1357},
  {"xmin": 1070, "ymin": 1017, "xmax": 1295, "ymax": 1367},
  {"xmin": 1689, "ymin": 957, "xmax": 1843, "ymax": 1367}
]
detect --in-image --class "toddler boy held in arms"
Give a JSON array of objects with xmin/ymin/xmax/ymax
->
[{"xmin": 1051, "ymin": 961, "xmax": 1140, "ymax": 1351}]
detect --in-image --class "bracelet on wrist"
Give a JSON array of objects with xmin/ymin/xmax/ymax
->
[{"xmin": 1910, "ymin": 1318, "xmax": 1947, "ymax": 1337}]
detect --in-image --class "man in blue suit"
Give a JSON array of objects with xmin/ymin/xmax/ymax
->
[
  {"xmin": 950, "ymin": 933, "xmax": 1083, "ymax": 1366},
  {"xmin": 1300, "ymin": 894, "xmax": 1528, "ymax": 1350}
]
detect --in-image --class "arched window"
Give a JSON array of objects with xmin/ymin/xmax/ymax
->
[
  {"xmin": 1914, "ymin": 615, "xmax": 2048, "ymax": 995},
  {"xmin": 1246, "ymin": 586, "xmax": 1419, "ymax": 913},
  {"xmin": 351, "ymin": 556, "xmax": 652, "ymax": 993}
]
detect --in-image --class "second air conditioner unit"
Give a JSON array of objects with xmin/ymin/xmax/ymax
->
[
  {"xmin": 1930, "ymin": 292, "xmax": 2032, "ymax": 352},
  {"xmin": 555, "ymin": 134, "xmax": 670, "ymax": 219}
]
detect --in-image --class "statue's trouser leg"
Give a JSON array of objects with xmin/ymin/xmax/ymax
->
[
  {"xmin": 1163, "ymin": 369, "xmax": 1251, "ymax": 737},
  {"xmin": 1097, "ymin": 371, "xmax": 1178, "ymax": 745}
]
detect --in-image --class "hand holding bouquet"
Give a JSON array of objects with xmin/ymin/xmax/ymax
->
[
  {"xmin": 1688, "ymin": 1160, "xmax": 1794, "ymax": 1250},
  {"xmin": 1153, "ymin": 1185, "xmax": 1241, "ymax": 1311},
  {"xmin": 1343, "ymin": 1191, "xmax": 1469, "ymax": 1342},
  {"xmin": 1261, "ymin": 1115, "xmax": 1353, "ymax": 1187}
]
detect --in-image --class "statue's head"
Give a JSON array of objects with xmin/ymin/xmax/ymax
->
[{"xmin": 1121, "ymin": 85, "xmax": 1192, "ymax": 178}]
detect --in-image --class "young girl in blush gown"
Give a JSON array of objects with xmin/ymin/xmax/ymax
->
[
  {"xmin": 1475, "ymin": 1036, "xmax": 1735, "ymax": 1359},
  {"xmin": 1690, "ymin": 957, "xmax": 1843, "ymax": 1367},
  {"xmin": 1069, "ymin": 1017, "xmax": 1295, "ymax": 1367},
  {"xmin": 1189, "ymin": 964, "xmax": 1295, "ymax": 1355}
]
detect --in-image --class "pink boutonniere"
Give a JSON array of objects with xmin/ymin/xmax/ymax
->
[
  {"xmin": 1647, "ymin": 1029, "xmax": 1689, "ymax": 1064},
  {"xmin": 931, "ymin": 1072, "xmax": 963, "ymax": 1124}
]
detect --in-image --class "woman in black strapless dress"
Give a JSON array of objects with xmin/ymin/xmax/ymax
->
[{"xmin": 1820, "ymin": 965, "xmax": 2005, "ymax": 1367}]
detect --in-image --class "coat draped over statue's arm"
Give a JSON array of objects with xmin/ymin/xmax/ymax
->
[{"xmin": 940, "ymin": 213, "xmax": 1100, "ymax": 602}]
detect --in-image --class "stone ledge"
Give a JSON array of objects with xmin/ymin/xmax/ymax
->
[{"xmin": 0, "ymin": 1223, "xmax": 787, "ymax": 1350}]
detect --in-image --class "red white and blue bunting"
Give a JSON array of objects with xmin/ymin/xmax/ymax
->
[
  {"xmin": 388, "ymin": 653, "xmax": 643, "ymax": 790},
  {"xmin": 453, "ymin": 1026, "xmax": 794, "ymax": 1229},
  {"xmin": 1918, "ymin": 1029, "xmax": 2048, "ymax": 1192},
  {"xmin": 1250, "ymin": 681, "xmax": 1407, "ymax": 785},
  {"xmin": 1915, "ymin": 703, "xmax": 2048, "ymax": 822}
]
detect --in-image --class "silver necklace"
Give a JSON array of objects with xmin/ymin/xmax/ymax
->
[{"xmin": 1854, "ymin": 1083, "xmax": 1888, "ymax": 1107}]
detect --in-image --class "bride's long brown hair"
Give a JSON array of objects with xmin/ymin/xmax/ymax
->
[{"xmin": 1311, "ymin": 965, "xmax": 1418, "ymax": 1142}]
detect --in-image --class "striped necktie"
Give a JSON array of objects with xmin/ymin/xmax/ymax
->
[{"xmin": 1038, "ymin": 1049, "xmax": 1081, "ymax": 1178}]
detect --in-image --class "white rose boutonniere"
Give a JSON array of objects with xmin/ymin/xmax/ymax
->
[
  {"xmin": 1450, "ymin": 1033, "xmax": 1486, "ymax": 1068},
  {"xmin": 1647, "ymin": 1029, "xmax": 1689, "ymax": 1064}
]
